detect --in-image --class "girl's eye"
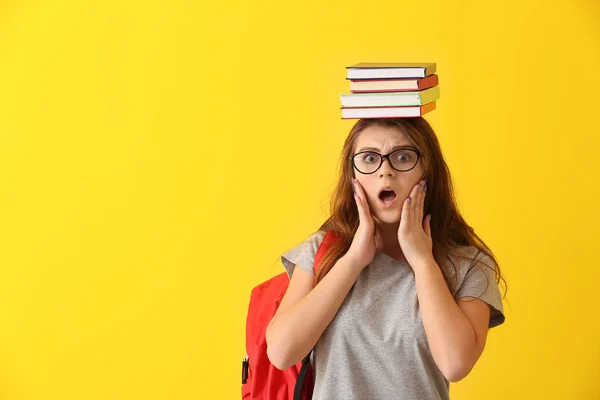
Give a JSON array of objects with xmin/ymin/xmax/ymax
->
[
  {"xmin": 394, "ymin": 151, "xmax": 414, "ymax": 163},
  {"xmin": 361, "ymin": 152, "xmax": 378, "ymax": 163}
]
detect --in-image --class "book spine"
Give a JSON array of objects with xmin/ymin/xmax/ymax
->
[
  {"xmin": 417, "ymin": 74, "xmax": 439, "ymax": 90},
  {"xmin": 425, "ymin": 64, "xmax": 437, "ymax": 77}
]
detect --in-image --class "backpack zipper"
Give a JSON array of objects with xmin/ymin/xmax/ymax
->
[{"xmin": 242, "ymin": 354, "xmax": 249, "ymax": 384}]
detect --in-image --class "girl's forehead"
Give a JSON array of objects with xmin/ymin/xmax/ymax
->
[{"xmin": 355, "ymin": 125, "xmax": 412, "ymax": 148}]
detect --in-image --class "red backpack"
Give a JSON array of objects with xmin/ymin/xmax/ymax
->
[{"xmin": 242, "ymin": 230, "xmax": 339, "ymax": 400}]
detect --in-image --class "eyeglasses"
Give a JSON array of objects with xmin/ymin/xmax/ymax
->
[{"xmin": 350, "ymin": 148, "xmax": 421, "ymax": 174}]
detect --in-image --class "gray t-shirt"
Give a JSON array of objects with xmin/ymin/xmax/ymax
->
[{"xmin": 280, "ymin": 230, "xmax": 505, "ymax": 400}]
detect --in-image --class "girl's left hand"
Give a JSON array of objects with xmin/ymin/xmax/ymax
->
[{"xmin": 398, "ymin": 179, "xmax": 434, "ymax": 269}]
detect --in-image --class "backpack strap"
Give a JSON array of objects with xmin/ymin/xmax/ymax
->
[
  {"xmin": 294, "ymin": 356, "xmax": 312, "ymax": 400},
  {"xmin": 294, "ymin": 230, "xmax": 340, "ymax": 400}
]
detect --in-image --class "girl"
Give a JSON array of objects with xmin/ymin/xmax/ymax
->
[{"xmin": 265, "ymin": 117, "xmax": 506, "ymax": 400}]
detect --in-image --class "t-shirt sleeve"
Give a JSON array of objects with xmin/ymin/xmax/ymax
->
[
  {"xmin": 280, "ymin": 231, "xmax": 327, "ymax": 279},
  {"xmin": 454, "ymin": 249, "xmax": 506, "ymax": 329}
]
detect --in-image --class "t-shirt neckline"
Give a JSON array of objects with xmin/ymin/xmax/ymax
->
[{"xmin": 374, "ymin": 250, "xmax": 408, "ymax": 265}]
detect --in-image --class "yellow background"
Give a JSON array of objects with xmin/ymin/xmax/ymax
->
[{"xmin": 1, "ymin": 0, "xmax": 599, "ymax": 399}]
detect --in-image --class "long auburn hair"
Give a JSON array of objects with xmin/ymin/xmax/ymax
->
[{"xmin": 314, "ymin": 117, "xmax": 507, "ymax": 297}]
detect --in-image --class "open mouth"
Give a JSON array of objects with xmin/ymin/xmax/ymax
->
[{"xmin": 378, "ymin": 189, "xmax": 398, "ymax": 206}]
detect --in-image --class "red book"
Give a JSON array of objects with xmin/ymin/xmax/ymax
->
[{"xmin": 350, "ymin": 74, "xmax": 439, "ymax": 93}]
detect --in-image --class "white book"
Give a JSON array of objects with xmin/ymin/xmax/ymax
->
[
  {"xmin": 341, "ymin": 102, "xmax": 436, "ymax": 119},
  {"xmin": 346, "ymin": 62, "xmax": 436, "ymax": 79}
]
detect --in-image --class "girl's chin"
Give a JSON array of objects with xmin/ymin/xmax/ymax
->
[{"xmin": 373, "ymin": 210, "xmax": 402, "ymax": 224}]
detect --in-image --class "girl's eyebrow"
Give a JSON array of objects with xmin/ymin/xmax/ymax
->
[{"xmin": 357, "ymin": 145, "xmax": 416, "ymax": 152}]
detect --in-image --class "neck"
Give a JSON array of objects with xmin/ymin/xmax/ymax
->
[{"xmin": 374, "ymin": 219, "xmax": 405, "ymax": 260}]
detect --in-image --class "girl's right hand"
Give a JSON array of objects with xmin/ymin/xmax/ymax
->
[{"xmin": 345, "ymin": 178, "xmax": 377, "ymax": 270}]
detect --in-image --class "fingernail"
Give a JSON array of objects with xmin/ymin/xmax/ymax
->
[
  {"xmin": 351, "ymin": 178, "xmax": 356, "ymax": 192},
  {"xmin": 408, "ymin": 196, "xmax": 412, "ymax": 204}
]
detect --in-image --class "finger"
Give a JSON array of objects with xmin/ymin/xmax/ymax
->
[
  {"xmin": 352, "ymin": 180, "xmax": 364, "ymax": 213},
  {"xmin": 401, "ymin": 194, "xmax": 411, "ymax": 227},
  {"xmin": 407, "ymin": 181, "xmax": 421, "ymax": 224},
  {"xmin": 423, "ymin": 214, "xmax": 432, "ymax": 237},
  {"xmin": 416, "ymin": 180, "xmax": 425, "ymax": 223},
  {"xmin": 354, "ymin": 178, "xmax": 373, "ymax": 216},
  {"xmin": 353, "ymin": 179, "xmax": 368, "ymax": 222}
]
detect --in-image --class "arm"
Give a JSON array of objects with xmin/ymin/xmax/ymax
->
[
  {"xmin": 265, "ymin": 255, "xmax": 363, "ymax": 370},
  {"xmin": 413, "ymin": 257, "xmax": 491, "ymax": 382},
  {"xmin": 397, "ymin": 180, "xmax": 492, "ymax": 382}
]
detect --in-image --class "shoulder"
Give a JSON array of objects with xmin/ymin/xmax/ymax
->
[
  {"xmin": 444, "ymin": 245, "xmax": 497, "ymax": 277},
  {"xmin": 448, "ymin": 245, "xmax": 505, "ymax": 328},
  {"xmin": 280, "ymin": 230, "xmax": 328, "ymax": 279},
  {"xmin": 305, "ymin": 230, "xmax": 328, "ymax": 246}
]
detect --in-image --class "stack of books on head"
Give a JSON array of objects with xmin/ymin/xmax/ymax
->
[{"xmin": 340, "ymin": 62, "xmax": 440, "ymax": 119}]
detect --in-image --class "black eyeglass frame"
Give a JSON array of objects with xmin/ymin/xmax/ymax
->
[{"xmin": 349, "ymin": 148, "xmax": 422, "ymax": 174}]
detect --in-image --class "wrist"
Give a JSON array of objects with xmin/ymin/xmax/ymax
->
[
  {"xmin": 411, "ymin": 255, "xmax": 437, "ymax": 275},
  {"xmin": 340, "ymin": 253, "xmax": 368, "ymax": 273}
]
